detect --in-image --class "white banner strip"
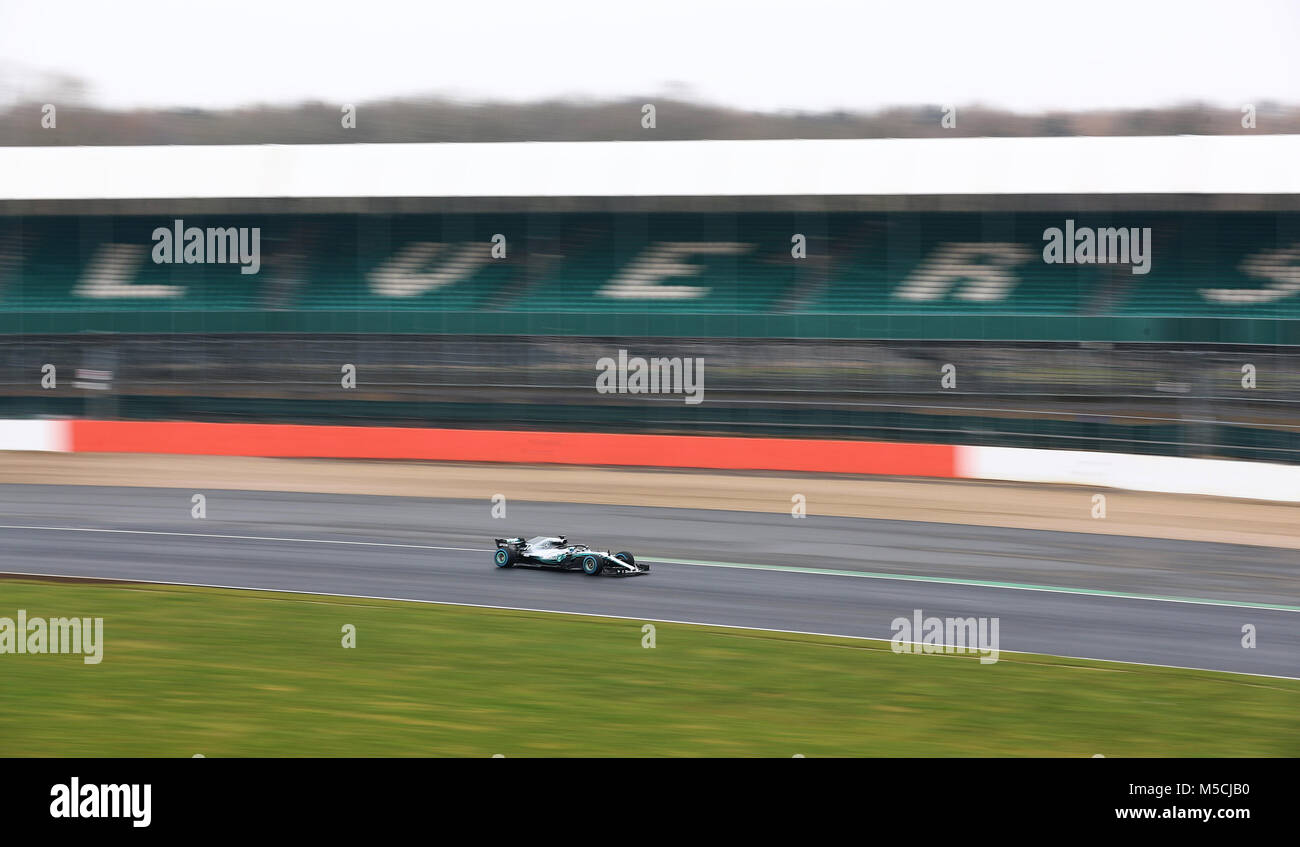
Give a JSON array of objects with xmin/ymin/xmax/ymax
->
[
  {"xmin": 2, "ymin": 136, "xmax": 1299, "ymax": 201},
  {"xmin": 958, "ymin": 445, "xmax": 1300, "ymax": 504},
  {"xmin": 0, "ymin": 420, "xmax": 71, "ymax": 452}
]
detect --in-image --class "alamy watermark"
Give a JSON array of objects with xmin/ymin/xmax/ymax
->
[
  {"xmin": 50, "ymin": 778, "xmax": 150, "ymax": 827},
  {"xmin": 0, "ymin": 610, "xmax": 103, "ymax": 664},
  {"xmin": 1042, "ymin": 220, "xmax": 1151, "ymax": 275},
  {"xmin": 596, "ymin": 350, "xmax": 704, "ymax": 404},
  {"xmin": 151, "ymin": 218, "xmax": 261, "ymax": 274},
  {"xmin": 890, "ymin": 609, "xmax": 999, "ymax": 664}
]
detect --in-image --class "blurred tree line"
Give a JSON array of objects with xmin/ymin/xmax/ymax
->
[{"xmin": 1, "ymin": 94, "xmax": 1296, "ymax": 145}]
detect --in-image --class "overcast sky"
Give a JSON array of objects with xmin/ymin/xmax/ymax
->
[{"xmin": 1, "ymin": 0, "xmax": 1297, "ymax": 112}]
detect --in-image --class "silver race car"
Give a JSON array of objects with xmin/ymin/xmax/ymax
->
[{"xmin": 493, "ymin": 536, "xmax": 649, "ymax": 576}]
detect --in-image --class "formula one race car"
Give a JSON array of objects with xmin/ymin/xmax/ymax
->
[{"xmin": 493, "ymin": 536, "xmax": 649, "ymax": 576}]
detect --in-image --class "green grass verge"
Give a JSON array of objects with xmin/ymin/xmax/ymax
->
[{"xmin": 1, "ymin": 578, "xmax": 1297, "ymax": 757}]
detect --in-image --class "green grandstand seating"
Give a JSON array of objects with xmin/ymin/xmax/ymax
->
[{"xmin": 2, "ymin": 213, "xmax": 1299, "ymax": 337}]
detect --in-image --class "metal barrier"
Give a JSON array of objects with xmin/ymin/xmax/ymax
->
[{"xmin": 1, "ymin": 335, "xmax": 1296, "ymax": 462}]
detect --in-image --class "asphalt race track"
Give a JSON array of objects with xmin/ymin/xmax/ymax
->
[{"xmin": 0, "ymin": 484, "xmax": 1296, "ymax": 678}]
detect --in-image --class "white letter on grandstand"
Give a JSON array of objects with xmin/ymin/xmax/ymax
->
[
  {"xmin": 368, "ymin": 242, "xmax": 491, "ymax": 297},
  {"xmin": 1201, "ymin": 246, "xmax": 1300, "ymax": 304},
  {"xmin": 895, "ymin": 243, "xmax": 1032, "ymax": 302},
  {"xmin": 74, "ymin": 244, "xmax": 183, "ymax": 299},
  {"xmin": 597, "ymin": 242, "xmax": 752, "ymax": 300}
]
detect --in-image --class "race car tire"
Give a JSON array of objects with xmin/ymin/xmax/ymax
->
[
  {"xmin": 582, "ymin": 555, "xmax": 603, "ymax": 575},
  {"xmin": 614, "ymin": 552, "xmax": 636, "ymax": 568},
  {"xmin": 494, "ymin": 548, "xmax": 514, "ymax": 568}
]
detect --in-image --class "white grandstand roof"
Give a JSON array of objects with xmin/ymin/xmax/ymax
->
[{"xmin": 2, "ymin": 136, "xmax": 1299, "ymax": 201}]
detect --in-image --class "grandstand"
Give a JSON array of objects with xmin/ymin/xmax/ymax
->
[
  {"xmin": 0, "ymin": 137, "xmax": 1297, "ymax": 461},
  {"xmin": 1, "ymin": 211, "xmax": 1298, "ymax": 340}
]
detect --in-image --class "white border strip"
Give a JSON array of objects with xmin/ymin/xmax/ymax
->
[
  {"xmin": 957, "ymin": 445, "xmax": 1300, "ymax": 503},
  {"xmin": 3, "ymin": 136, "xmax": 1300, "ymax": 200},
  {"xmin": 0, "ymin": 419, "xmax": 69, "ymax": 452}
]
